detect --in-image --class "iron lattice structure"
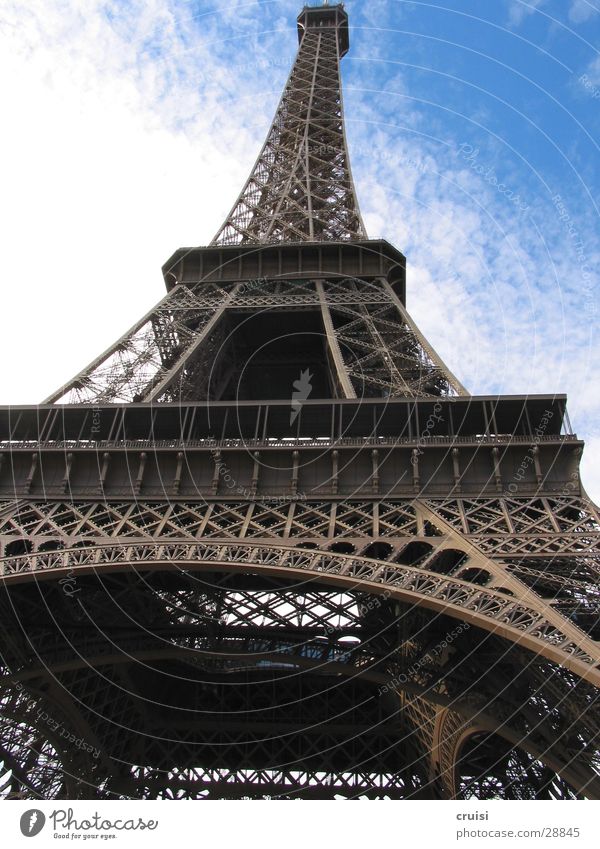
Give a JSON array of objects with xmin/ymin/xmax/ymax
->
[
  {"xmin": 211, "ymin": 4, "xmax": 366, "ymax": 245},
  {"xmin": 1, "ymin": 3, "xmax": 599, "ymax": 800}
]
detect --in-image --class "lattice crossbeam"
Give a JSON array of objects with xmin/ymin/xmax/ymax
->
[{"xmin": 211, "ymin": 21, "xmax": 365, "ymax": 244}]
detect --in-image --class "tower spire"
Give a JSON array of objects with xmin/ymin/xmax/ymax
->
[
  {"xmin": 212, "ymin": 3, "xmax": 366, "ymax": 245},
  {"xmin": 41, "ymin": 0, "xmax": 465, "ymax": 405}
]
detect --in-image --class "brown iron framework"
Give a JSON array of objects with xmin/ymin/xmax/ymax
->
[
  {"xmin": 211, "ymin": 4, "xmax": 365, "ymax": 245},
  {"xmin": 1, "ymin": 3, "xmax": 599, "ymax": 800}
]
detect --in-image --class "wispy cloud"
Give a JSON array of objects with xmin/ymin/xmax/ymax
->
[
  {"xmin": 0, "ymin": 0, "xmax": 290, "ymax": 396},
  {"xmin": 582, "ymin": 54, "xmax": 600, "ymax": 85},
  {"xmin": 508, "ymin": 0, "xmax": 548, "ymax": 27},
  {"xmin": 569, "ymin": 0, "xmax": 599, "ymax": 23},
  {"xmin": 508, "ymin": 0, "xmax": 598, "ymax": 26}
]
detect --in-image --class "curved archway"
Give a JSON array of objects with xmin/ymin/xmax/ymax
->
[
  {"xmin": 1, "ymin": 541, "xmax": 598, "ymax": 686},
  {"xmin": 3, "ymin": 539, "xmax": 33, "ymax": 557},
  {"xmin": 0, "ymin": 685, "xmax": 103, "ymax": 800},
  {"xmin": 457, "ymin": 568, "xmax": 491, "ymax": 587},
  {"xmin": 427, "ymin": 549, "xmax": 468, "ymax": 575},
  {"xmin": 328, "ymin": 541, "xmax": 355, "ymax": 555},
  {"xmin": 454, "ymin": 730, "xmax": 580, "ymax": 800},
  {"xmin": 362, "ymin": 541, "xmax": 393, "ymax": 560},
  {"xmin": 38, "ymin": 540, "xmax": 65, "ymax": 553},
  {"xmin": 395, "ymin": 541, "xmax": 433, "ymax": 566}
]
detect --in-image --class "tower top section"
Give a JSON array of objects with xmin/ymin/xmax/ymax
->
[
  {"xmin": 297, "ymin": 3, "xmax": 349, "ymax": 56},
  {"xmin": 211, "ymin": 2, "xmax": 365, "ymax": 245}
]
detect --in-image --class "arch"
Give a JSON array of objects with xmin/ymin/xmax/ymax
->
[
  {"xmin": 453, "ymin": 730, "xmax": 580, "ymax": 800},
  {"xmin": 1, "ymin": 541, "xmax": 598, "ymax": 686},
  {"xmin": 456, "ymin": 568, "xmax": 491, "ymax": 587},
  {"xmin": 427, "ymin": 548, "xmax": 468, "ymax": 575},
  {"xmin": 395, "ymin": 540, "xmax": 433, "ymax": 566},
  {"xmin": 329, "ymin": 541, "xmax": 355, "ymax": 554},
  {"xmin": 3, "ymin": 539, "xmax": 33, "ymax": 557},
  {"xmin": 38, "ymin": 540, "xmax": 65, "ymax": 553},
  {"xmin": 429, "ymin": 704, "xmax": 595, "ymax": 800},
  {"xmin": 362, "ymin": 541, "xmax": 393, "ymax": 560}
]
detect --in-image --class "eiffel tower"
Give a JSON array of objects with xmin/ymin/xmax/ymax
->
[{"xmin": 1, "ymin": 3, "xmax": 599, "ymax": 801}]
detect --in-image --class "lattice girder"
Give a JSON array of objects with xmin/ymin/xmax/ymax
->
[
  {"xmin": 0, "ymin": 683, "xmax": 106, "ymax": 799},
  {"xmin": 3, "ymin": 563, "xmax": 598, "ymax": 799},
  {"xmin": 42, "ymin": 273, "xmax": 465, "ymax": 404},
  {"xmin": 2, "ymin": 494, "xmax": 599, "ymax": 644},
  {"xmin": 2, "ymin": 0, "xmax": 599, "ymax": 805},
  {"xmin": 1, "ymin": 538, "xmax": 599, "ymax": 685},
  {"xmin": 44, "ymin": 283, "xmax": 239, "ymax": 405},
  {"xmin": 212, "ymin": 8, "xmax": 365, "ymax": 245}
]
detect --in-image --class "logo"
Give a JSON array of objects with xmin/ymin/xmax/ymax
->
[
  {"xmin": 20, "ymin": 810, "xmax": 46, "ymax": 837},
  {"xmin": 290, "ymin": 368, "xmax": 313, "ymax": 425}
]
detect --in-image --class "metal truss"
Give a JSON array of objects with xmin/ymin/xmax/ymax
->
[
  {"xmin": 44, "ymin": 276, "xmax": 464, "ymax": 404},
  {"xmin": 0, "ymin": 684, "xmax": 107, "ymax": 799},
  {"xmin": 402, "ymin": 661, "xmax": 599, "ymax": 800},
  {"xmin": 125, "ymin": 767, "xmax": 417, "ymax": 800},
  {"xmin": 2, "ymin": 1, "xmax": 599, "ymax": 803},
  {"xmin": 427, "ymin": 494, "xmax": 600, "ymax": 555},
  {"xmin": 1, "ymin": 535, "xmax": 598, "ymax": 676},
  {"xmin": 2, "ymin": 485, "xmax": 598, "ymax": 799},
  {"xmin": 0, "ymin": 688, "xmax": 68, "ymax": 799},
  {"xmin": 1, "ymin": 493, "xmax": 597, "ymax": 542},
  {"xmin": 1, "ymin": 549, "xmax": 598, "ymax": 799},
  {"xmin": 2, "ymin": 493, "xmax": 598, "ymax": 651},
  {"xmin": 44, "ymin": 283, "xmax": 238, "ymax": 405},
  {"xmin": 211, "ymin": 8, "xmax": 365, "ymax": 245},
  {"xmin": 321, "ymin": 278, "xmax": 465, "ymax": 396}
]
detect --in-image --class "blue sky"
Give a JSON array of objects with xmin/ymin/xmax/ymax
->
[{"xmin": 0, "ymin": 0, "xmax": 598, "ymax": 498}]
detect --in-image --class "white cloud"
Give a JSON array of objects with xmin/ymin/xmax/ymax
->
[
  {"xmin": 0, "ymin": 0, "xmax": 287, "ymax": 400},
  {"xmin": 583, "ymin": 54, "xmax": 600, "ymax": 85},
  {"xmin": 508, "ymin": 0, "xmax": 598, "ymax": 26},
  {"xmin": 581, "ymin": 435, "xmax": 600, "ymax": 500},
  {"xmin": 508, "ymin": 0, "xmax": 547, "ymax": 26},
  {"xmin": 569, "ymin": 0, "xmax": 599, "ymax": 23},
  {"xmin": 348, "ymin": 115, "xmax": 599, "ymax": 499}
]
